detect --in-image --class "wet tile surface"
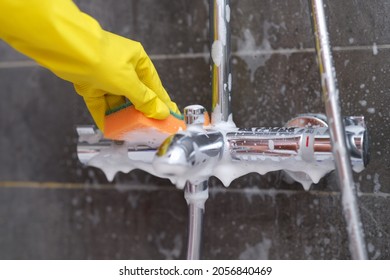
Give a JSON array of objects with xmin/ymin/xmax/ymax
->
[
  {"xmin": 231, "ymin": 0, "xmax": 314, "ymax": 50},
  {"xmin": 74, "ymin": 0, "xmax": 210, "ymax": 55},
  {"xmin": 326, "ymin": 0, "xmax": 390, "ymax": 46},
  {"xmin": 333, "ymin": 49, "xmax": 390, "ymax": 193},
  {"xmin": 1, "ymin": 186, "xmax": 389, "ymax": 259},
  {"xmin": 0, "ymin": 186, "xmax": 188, "ymax": 259},
  {"xmin": 0, "ymin": 0, "xmax": 389, "ymax": 259},
  {"xmin": 0, "ymin": 67, "xmax": 91, "ymax": 182},
  {"xmin": 204, "ymin": 189, "xmax": 390, "ymax": 260}
]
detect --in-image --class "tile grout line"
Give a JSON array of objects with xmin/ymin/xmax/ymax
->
[
  {"xmin": 150, "ymin": 53, "xmax": 208, "ymax": 60},
  {"xmin": 0, "ymin": 181, "xmax": 388, "ymax": 198},
  {"xmin": 0, "ymin": 181, "xmax": 172, "ymax": 192},
  {"xmin": 1, "ymin": 44, "xmax": 389, "ymax": 68},
  {"xmin": 0, "ymin": 60, "xmax": 38, "ymax": 68}
]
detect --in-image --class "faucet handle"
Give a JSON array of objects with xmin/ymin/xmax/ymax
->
[{"xmin": 184, "ymin": 105, "xmax": 208, "ymax": 126}]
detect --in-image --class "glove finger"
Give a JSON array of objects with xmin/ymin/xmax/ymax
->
[
  {"xmin": 75, "ymin": 84, "xmax": 126, "ymax": 131},
  {"xmin": 135, "ymin": 46, "xmax": 181, "ymax": 114},
  {"xmin": 120, "ymin": 68, "xmax": 171, "ymax": 120},
  {"xmin": 82, "ymin": 95, "xmax": 107, "ymax": 131},
  {"xmin": 105, "ymin": 94, "xmax": 126, "ymax": 111}
]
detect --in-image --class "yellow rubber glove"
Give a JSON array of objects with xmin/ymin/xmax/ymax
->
[{"xmin": 0, "ymin": 0, "xmax": 180, "ymax": 131}]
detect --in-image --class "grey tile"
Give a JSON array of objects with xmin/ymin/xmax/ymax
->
[
  {"xmin": 230, "ymin": 52, "xmax": 322, "ymax": 129},
  {"xmin": 75, "ymin": 0, "xmax": 209, "ymax": 55},
  {"xmin": 0, "ymin": 67, "xmax": 93, "ymax": 182},
  {"xmin": 131, "ymin": 0, "xmax": 209, "ymax": 55},
  {"xmin": 204, "ymin": 189, "xmax": 350, "ymax": 259},
  {"xmin": 231, "ymin": 0, "xmax": 390, "ymax": 49},
  {"xmin": 231, "ymin": 0, "xmax": 314, "ymax": 51},
  {"xmin": 0, "ymin": 186, "xmax": 187, "ymax": 259},
  {"xmin": 327, "ymin": 0, "xmax": 390, "ymax": 46},
  {"xmin": 359, "ymin": 194, "xmax": 390, "ymax": 259},
  {"xmin": 1, "ymin": 186, "xmax": 388, "ymax": 259},
  {"xmin": 204, "ymin": 189, "xmax": 390, "ymax": 259},
  {"xmin": 153, "ymin": 58, "xmax": 211, "ymax": 112}
]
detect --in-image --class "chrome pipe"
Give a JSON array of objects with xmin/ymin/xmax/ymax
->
[
  {"xmin": 185, "ymin": 180, "xmax": 209, "ymax": 260},
  {"xmin": 181, "ymin": 106, "xmax": 210, "ymax": 260},
  {"xmin": 309, "ymin": 0, "xmax": 367, "ymax": 259},
  {"xmin": 210, "ymin": 0, "xmax": 232, "ymax": 123}
]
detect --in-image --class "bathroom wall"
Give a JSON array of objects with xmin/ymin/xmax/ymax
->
[{"xmin": 0, "ymin": 0, "xmax": 389, "ymax": 259}]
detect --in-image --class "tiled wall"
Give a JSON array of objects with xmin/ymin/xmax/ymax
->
[{"xmin": 0, "ymin": 0, "xmax": 389, "ymax": 259}]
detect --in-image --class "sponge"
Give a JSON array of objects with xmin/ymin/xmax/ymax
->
[{"xmin": 104, "ymin": 102, "xmax": 186, "ymax": 147}]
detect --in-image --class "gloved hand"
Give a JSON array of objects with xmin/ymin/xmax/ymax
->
[
  {"xmin": 73, "ymin": 34, "xmax": 180, "ymax": 131},
  {"xmin": 0, "ymin": 0, "xmax": 180, "ymax": 131}
]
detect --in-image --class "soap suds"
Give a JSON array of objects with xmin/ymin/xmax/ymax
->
[
  {"xmin": 155, "ymin": 233, "xmax": 183, "ymax": 260},
  {"xmin": 121, "ymin": 127, "xmax": 171, "ymax": 148},
  {"xmin": 225, "ymin": 4, "xmax": 231, "ymax": 22},
  {"xmin": 372, "ymin": 42, "xmax": 378, "ymax": 55},
  {"xmin": 211, "ymin": 40, "xmax": 223, "ymax": 66},
  {"xmin": 87, "ymin": 143, "xmax": 156, "ymax": 182},
  {"xmin": 367, "ymin": 107, "xmax": 375, "ymax": 114},
  {"xmin": 236, "ymin": 21, "xmax": 285, "ymax": 82},
  {"xmin": 239, "ymin": 237, "xmax": 272, "ymax": 260}
]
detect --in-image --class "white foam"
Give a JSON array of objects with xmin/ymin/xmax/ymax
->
[
  {"xmin": 372, "ymin": 42, "xmax": 378, "ymax": 55},
  {"xmin": 358, "ymin": 100, "xmax": 367, "ymax": 107},
  {"xmin": 184, "ymin": 188, "xmax": 209, "ymax": 209},
  {"xmin": 78, "ymin": 130, "xmax": 103, "ymax": 144},
  {"xmin": 239, "ymin": 237, "xmax": 272, "ymax": 260},
  {"xmin": 225, "ymin": 4, "xmax": 231, "ymax": 22},
  {"xmin": 88, "ymin": 143, "xmax": 136, "ymax": 181},
  {"xmin": 236, "ymin": 21, "xmax": 284, "ymax": 82},
  {"xmin": 121, "ymin": 127, "xmax": 170, "ymax": 148},
  {"xmin": 216, "ymin": 0, "xmax": 227, "ymax": 46},
  {"xmin": 211, "ymin": 40, "xmax": 223, "ymax": 66}
]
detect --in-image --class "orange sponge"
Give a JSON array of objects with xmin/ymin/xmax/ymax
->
[{"xmin": 104, "ymin": 102, "xmax": 186, "ymax": 146}]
